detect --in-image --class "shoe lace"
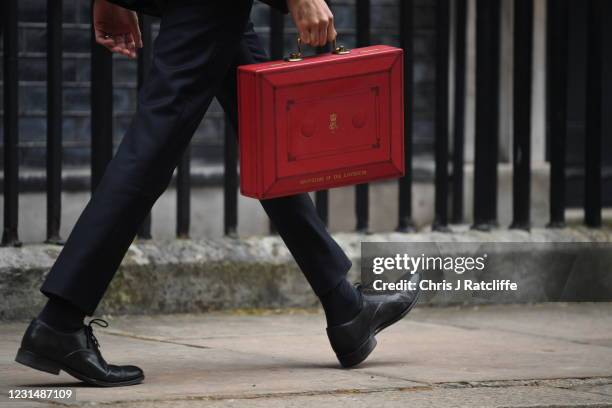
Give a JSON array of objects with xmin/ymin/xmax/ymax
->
[{"xmin": 85, "ymin": 318, "xmax": 109, "ymax": 352}]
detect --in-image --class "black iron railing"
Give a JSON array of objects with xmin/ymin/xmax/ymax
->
[
  {"xmin": 451, "ymin": 0, "xmax": 467, "ymax": 225},
  {"xmin": 1, "ymin": 0, "xmax": 609, "ymax": 247},
  {"xmin": 434, "ymin": 0, "xmax": 450, "ymax": 231},
  {"xmin": 397, "ymin": 0, "xmax": 415, "ymax": 233},
  {"xmin": 546, "ymin": 0, "xmax": 568, "ymax": 228},
  {"xmin": 511, "ymin": 0, "xmax": 533, "ymax": 230}
]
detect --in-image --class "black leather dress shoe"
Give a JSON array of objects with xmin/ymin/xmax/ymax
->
[
  {"xmin": 327, "ymin": 273, "xmax": 421, "ymax": 368},
  {"xmin": 16, "ymin": 318, "xmax": 144, "ymax": 387}
]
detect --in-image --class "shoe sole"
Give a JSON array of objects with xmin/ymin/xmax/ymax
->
[
  {"xmin": 15, "ymin": 348, "xmax": 144, "ymax": 387},
  {"xmin": 337, "ymin": 287, "xmax": 422, "ymax": 368}
]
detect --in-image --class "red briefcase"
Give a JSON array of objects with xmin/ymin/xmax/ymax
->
[{"xmin": 237, "ymin": 42, "xmax": 404, "ymax": 199}]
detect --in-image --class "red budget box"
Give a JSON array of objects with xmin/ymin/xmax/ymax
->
[{"xmin": 237, "ymin": 45, "xmax": 405, "ymax": 199}]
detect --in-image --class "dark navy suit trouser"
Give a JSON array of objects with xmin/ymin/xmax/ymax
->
[{"xmin": 41, "ymin": 0, "xmax": 351, "ymax": 315}]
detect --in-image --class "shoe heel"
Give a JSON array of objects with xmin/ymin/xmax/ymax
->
[
  {"xmin": 15, "ymin": 349, "xmax": 61, "ymax": 375},
  {"xmin": 337, "ymin": 336, "xmax": 377, "ymax": 368}
]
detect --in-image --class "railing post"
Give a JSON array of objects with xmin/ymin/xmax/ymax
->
[
  {"xmin": 90, "ymin": 1, "xmax": 114, "ymax": 191},
  {"xmin": 472, "ymin": 0, "xmax": 501, "ymax": 231},
  {"xmin": 270, "ymin": 7, "xmax": 284, "ymax": 60},
  {"xmin": 355, "ymin": 0, "xmax": 370, "ymax": 233},
  {"xmin": 546, "ymin": 0, "xmax": 569, "ymax": 228},
  {"xmin": 356, "ymin": 0, "xmax": 371, "ymax": 56},
  {"xmin": 46, "ymin": 0, "xmax": 64, "ymax": 245},
  {"xmin": 397, "ymin": 0, "xmax": 415, "ymax": 233},
  {"xmin": 1, "ymin": 0, "xmax": 21, "ymax": 247},
  {"xmin": 224, "ymin": 116, "xmax": 238, "ymax": 237},
  {"xmin": 584, "ymin": 0, "xmax": 603, "ymax": 228},
  {"xmin": 510, "ymin": 0, "xmax": 534, "ymax": 230},
  {"xmin": 136, "ymin": 15, "xmax": 154, "ymax": 240},
  {"xmin": 176, "ymin": 147, "xmax": 191, "ymax": 238},
  {"xmin": 433, "ymin": 0, "xmax": 451, "ymax": 232},
  {"xmin": 452, "ymin": 0, "xmax": 468, "ymax": 225}
]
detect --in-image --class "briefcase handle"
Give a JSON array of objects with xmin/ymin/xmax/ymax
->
[{"xmin": 285, "ymin": 37, "xmax": 350, "ymax": 62}]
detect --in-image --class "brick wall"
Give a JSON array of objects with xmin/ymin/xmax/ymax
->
[{"xmin": 0, "ymin": 0, "xmax": 436, "ymax": 169}]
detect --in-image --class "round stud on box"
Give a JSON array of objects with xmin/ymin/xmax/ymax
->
[{"xmin": 301, "ymin": 119, "xmax": 316, "ymax": 137}]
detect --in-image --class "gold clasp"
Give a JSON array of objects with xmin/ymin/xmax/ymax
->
[
  {"xmin": 285, "ymin": 37, "xmax": 303, "ymax": 62},
  {"xmin": 332, "ymin": 39, "xmax": 350, "ymax": 55},
  {"xmin": 285, "ymin": 36, "xmax": 350, "ymax": 62}
]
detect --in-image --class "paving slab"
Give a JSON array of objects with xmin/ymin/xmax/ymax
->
[
  {"xmin": 573, "ymin": 381, "xmax": 612, "ymax": 398},
  {"xmin": 102, "ymin": 387, "xmax": 612, "ymax": 408},
  {"xmin": 0, "ymin": 325, "xmax": 418, "ymax": 406},
  {"xmin": 580, "ymin": 384, "xmax": 612, "ymax": 397},
  {"xmin": 94, "ymin": 305, "xmax": 612, "ymax": 384},
  {"xmin": 0, "ymin": 304, "xmax": 611, "ymax": 407},
  {"xmin": 103, "ymin": 310, "xmax": 326, "ymax": 341},
  {"xmin": 409, "ymin": 303, "xmax": 612, "ymax": 347}
]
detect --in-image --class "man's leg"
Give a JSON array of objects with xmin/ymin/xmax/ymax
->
[
  {"xmin": 214, "ymin": 24, "xmax": 361, "ymax": 326},
  {"xmin": 17, "ymin": 1, "xmax": 257, "ymax": 386},
  {"xmin": 214, "ymin": 25, "xmax": 421, "ymax": 369},
  {"xmin": 40, "ymin": 1, "xmax": 254, "ymax": 316}
]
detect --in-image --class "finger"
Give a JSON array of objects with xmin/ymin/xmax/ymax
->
[
  {"xmin": 112, "ymin": 34, "xmax": 130, "ymax": 57},
  {"xmin": 327, "ymin": 18, "xmax": 337, "ymax": 43},
  {"xmin": 120, "ymin": 35, "xmax": 132, "ymax": 57},
  {"xmin": 95, "ymin": 29, "xmax": 115, "ymax": 51},
  {"xmin": 126, "ymin": 33, "xmax": 137, "ymax": 58},
  {"xmin": 133, "ymin": 26, "xmax": 143, "ymax": 48},
  {"xmin": 299, "ymin": 28, "xmax": 311, "ymax": 45},
  {"xmin": 130, "ymin": 13, "xmax": 144, "ymax": 48},
  {"xmin": 309, "ymin": 27, "xmax": 318, "ymax": 47},
  {"xmin": 109, "ymin": 38, "xmax": 124, "ymax": 55},
  {"xmin": 318, "ymin": 20, "xmax": 328, "ymax": 47}
]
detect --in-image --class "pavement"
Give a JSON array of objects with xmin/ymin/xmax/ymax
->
[{"xmin": 1, "ymin": 303, "xmax": 611, "ymax": 407}]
